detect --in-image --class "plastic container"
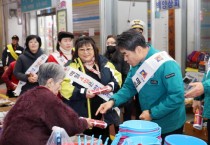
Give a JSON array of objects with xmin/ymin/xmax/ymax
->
[
  {"xmin": 112, "ymin": 120, "xmax": 162, "ymax": 145},
  {"xmin": 70, "ymin": 135, "xmax": 102, "ymax": 145},
  {"xmin": 164, "ymin": 134, "xmax": 207, "ymax": 145},
  {"xmin": 122, "ymin": 136, "xmax": 161, "ymax": 145}
]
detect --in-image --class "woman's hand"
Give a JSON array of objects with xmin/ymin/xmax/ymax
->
[
  {"xmin": 84, "ymin": 118, "xmax": 94, "ymax": 129},
  {"xmin": 3, "ymin": 66, "xmax": 8, "ymax": 71},
  {"xmin": 12, "ymin": 83, "xmax": 17, "ymax": 90},
  {"xmin": 86, "ymin": 89, "xmax": 96, "ymax": 98},
  {"xmin": 28, "ymin": 73, "xmax": 38, "ymax": 83},
  {"xmin": 100, "ymin": 85, "xmax": 113, "ymax": 94}
]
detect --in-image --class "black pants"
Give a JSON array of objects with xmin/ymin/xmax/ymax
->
[
  {"xmin": 207, "ymin": 119, "xmax": 210, "ymax": 145},
  {"xmin": 161, "ymin": 126, "xmax": 184, "ymax": 145}
]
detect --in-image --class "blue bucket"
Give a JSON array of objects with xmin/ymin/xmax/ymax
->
[
  {"xmin": 164, "ymin": 134, "xmax": 207, "ymax": 145},
  {"xmin": 123, "ymin": 136, "xmax": 161, "ymax": 145},
  {"xmin": 120, "ymin": 120, "xmax": 159, "ymax": 132},
  {"xmin": 112, "ymin": 120, "xmax": 162, "ymax": 145}
]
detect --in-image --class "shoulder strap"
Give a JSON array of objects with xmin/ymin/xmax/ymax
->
[
  {"xmin": 7, "ymin": 44, "xmax": 18, "ymax": 60},
  {"xmin": 132, "ymin": 51, "xmax": 174, "ymax": 92},
  {"xmin": 51, "ymin": 52, "xmax": 68, "ymax": 66}
]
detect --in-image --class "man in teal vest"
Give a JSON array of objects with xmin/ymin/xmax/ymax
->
[
  {"xmin": 96, "ymin": 29, "xmax": 186, "ymax": 143},
  {"xmin": 185, "ymin": 71, "xmax": 210, "ymax": 145}
]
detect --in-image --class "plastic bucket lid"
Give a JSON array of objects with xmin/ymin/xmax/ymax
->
[
  {"xmin": 123, "ymin": 136, "xmax": 161, "ymax": 145},
  {"xmin": 164, "ymin": 134, "xmax": 207, "ymax": 145},
  {"xmin": 120, "ymin": 120, "xmax": 159, "ymax": 132}
]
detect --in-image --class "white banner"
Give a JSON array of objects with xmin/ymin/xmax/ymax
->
[
  {"xmin": 51, "ymin": 52, "xmax": 68, "ymax": 67},
  {"xmin": 65, "ymin": 66, "xmax": 112, "ymax": 101},
  {"xmin": 132, "ymin": 51, "xmax": 174, "ymax": 92}
]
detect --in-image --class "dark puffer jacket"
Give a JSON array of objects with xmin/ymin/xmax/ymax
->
[
  {"xmin": 13, "ymin": 48, "xmax": 44, "ymax": 94},
  {"xmin": 104, "ymin": 49, "xmax": 130, "ymax": 82},
  {"xmin": 61, "ymin": 55, "xmax": 122, "ymax": 119}
]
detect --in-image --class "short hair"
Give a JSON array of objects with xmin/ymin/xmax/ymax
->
[
  {"xmin": 106, "ymin": 35, "xmax": 117, "ymax": 41},
  {"xmin": 56, "ymin": 31, "xmax": 74, "ymax": 51},
  {"xmin": 73, "ymin": 36, "xmax": 99, "ymax": 63},
  {"xmin": 116, "ymin": 29, "xmax": 147, "ymax": 51},
  {"xmin": 25, "ymin": 35, "xmax": 42, "ymax": 50},
  {"xmin": 38, "ymin": 63, "xmax": 65, "ymax": 86}
]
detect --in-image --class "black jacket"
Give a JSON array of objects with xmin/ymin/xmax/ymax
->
[
  {"xmin": 62, "ymin": 55, "xmax": 122, "ymax": 119},
  {"xmin": 104, "ymin": 49, "xmax": 130, "ymax": 82},
  {"xmin": 13, "ymin": 48, "xmax": 44, "ymax": 94},
  {"xmin": 2, "ymin": 44, "xmax": 24, "ymax": 67}
]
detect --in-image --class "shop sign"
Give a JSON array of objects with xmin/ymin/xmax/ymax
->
[
  {"xmin": 21, "ymin": 0, "xmax": 52, "ymax": 12},
  {"xmin": 173, "ymin": 0, "xmax": 180, "ymax": 9},
  {"xmin": 156, "ymin": 0, "xmax": 180, "ymax": 11}
]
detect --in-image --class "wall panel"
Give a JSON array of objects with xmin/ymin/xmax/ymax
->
[{"xmin": 72, "ymin": 0, "xmax": 101, "ymax": 50}]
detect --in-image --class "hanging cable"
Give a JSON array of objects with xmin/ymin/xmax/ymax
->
[
  {"xmin": 127, "ymin": 0, "xmax": 132, "ymax": 23},
  {"xmin": 127, "ymin": 0, "xmax": 136, "ymax": 23}
]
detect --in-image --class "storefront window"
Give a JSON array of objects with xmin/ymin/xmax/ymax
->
[{"xmin": 200, "ymin": 0, "xmax": 210, "ymax": 52}]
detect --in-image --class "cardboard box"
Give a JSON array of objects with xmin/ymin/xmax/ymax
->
[{"xmin": 184, "ymin": 121, "xmax": 208, "ymax": 142}]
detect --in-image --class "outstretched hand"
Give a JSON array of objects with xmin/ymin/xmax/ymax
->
[
  {"xmin": 95, "ymin": 100, "xmax": 114, "ymax": 116},
  {"xmin": 185, "ymin": 82, "xmax": 204, "ymax": 98}
]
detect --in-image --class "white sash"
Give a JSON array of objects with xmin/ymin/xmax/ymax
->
[
  {"xmin": 51, "ymin": 52, "xmax": 68, "ymax": 66},
  {"xmin": 132, "ymin": 51, "xmax": 174, "ymax": 92},
  {"xmin": 65, "ymin": 66, "xmax": 112, "ymax": 101},
  {"xmin": 65, "ymin": 66, "xmax": 120, "ymax": 115},
  {"xmin": 13, "ymin": 54, "xmax": 48, "ymax": 96}
]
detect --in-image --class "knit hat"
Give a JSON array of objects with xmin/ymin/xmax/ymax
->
[
  {"xmin": 11, "ymin": 35, "xmax": 19, "ymax": 41},
  {"xmin": 58, "ymin": 31, "xmax": 74, "ymax": 41},
  {"xmin": 130, "ymin": 19, "xmax": 144, "ymax": 30}
]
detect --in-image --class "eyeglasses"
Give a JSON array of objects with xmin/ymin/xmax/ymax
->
[{"xmin": 78, "ymin": 48, "xmax": 94, "ymax": 53}]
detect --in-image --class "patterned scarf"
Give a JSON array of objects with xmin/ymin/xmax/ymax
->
[{"xmin": 83, "ymin": 57, "xmax": 101, "ymax": 78}]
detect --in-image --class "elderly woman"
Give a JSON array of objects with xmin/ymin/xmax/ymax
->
[
  {"xmin": 0, "ymin": 63, "xmax": 93, "ymax": 145},
  {"xmin": 61, "ymin": 36, "xmax": 122, "ymax": 143}
]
